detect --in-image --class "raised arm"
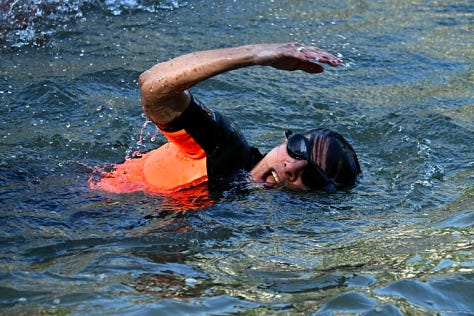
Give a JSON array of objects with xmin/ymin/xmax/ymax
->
[{"xmin": 138, "ymin": 43, "xmax": 342, "ymax": 125}]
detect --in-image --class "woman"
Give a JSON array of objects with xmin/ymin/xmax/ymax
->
[{"xmin": 91, "ymin": 43, "xmax": 361, "ymax": 198}]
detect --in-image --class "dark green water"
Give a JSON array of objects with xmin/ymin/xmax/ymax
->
[{"xmin": 1, "ymin": 0, "xmax": 473, "ymax": 315}]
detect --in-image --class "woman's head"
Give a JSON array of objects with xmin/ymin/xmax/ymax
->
[
  {"xmin": 251, "ymin": 128, "xmax": 361, "ymax": 191},
  {"xmin": 303, "ymin": 128, "xmax": 361, "ymax": 190}
]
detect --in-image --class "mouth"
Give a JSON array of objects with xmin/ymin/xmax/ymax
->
[{"xmin": 261, "ymin": 170, "xmax": 280, "ymax": 187}]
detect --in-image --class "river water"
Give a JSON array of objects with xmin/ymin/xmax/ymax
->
[{"xmin": 1, "ymin": 0, "xmax": 473, "ymax": 315}]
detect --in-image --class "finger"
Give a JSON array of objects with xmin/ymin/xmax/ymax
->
[
  {"xmin": 313, "ymin": 51, "xmax": 342, "ymax": 66},
  {"xmin": 299, "ymin": 46, "xmax": 343, "ymax": 66},
  {"xmin": 317, "ymin": 54, "xmax": 343, "ymax": 66}
]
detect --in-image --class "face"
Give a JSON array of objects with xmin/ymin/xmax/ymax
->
[{"xmin": 250, "ymin": 141, "xmax": 311, "ymax": 191}]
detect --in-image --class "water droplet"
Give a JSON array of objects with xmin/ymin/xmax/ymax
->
[{"xmin": 185, "ymin": 278, "xmax": 197, "ymax": 287}]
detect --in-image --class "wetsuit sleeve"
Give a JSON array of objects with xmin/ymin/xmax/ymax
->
[{"xmin": 157, "ymin": 95, "xmax": 262, "ymax": 178}]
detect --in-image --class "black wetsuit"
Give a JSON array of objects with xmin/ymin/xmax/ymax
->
[{"xmin": 157, "ymin": 95, "xmax": 263, "ymax": 182}]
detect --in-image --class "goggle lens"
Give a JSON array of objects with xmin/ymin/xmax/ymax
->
[{"xmin": 286, "ymin": 132, "xmax": 309, "ymax": 160}]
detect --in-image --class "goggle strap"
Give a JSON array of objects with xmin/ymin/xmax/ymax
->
[{"xmin": 308, "ymin": 133, "xmax": 338, "ymax": 191}]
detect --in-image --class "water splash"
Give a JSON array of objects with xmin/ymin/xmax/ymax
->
[
  {"xmin": 105, "ymin": 0, "xmax": 182, "ymax": 15},
  {"xmin": 0, "ymin": 0, "xmax": 185, "ymax": 49},
  {"xmin": 125, "ymin": 118, "xmax": 160, "ymax": 160}
]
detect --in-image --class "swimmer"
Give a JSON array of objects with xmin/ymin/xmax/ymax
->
[{"xmin": 91, "ymin": 43, "xmax": 361, "ymax": 196}]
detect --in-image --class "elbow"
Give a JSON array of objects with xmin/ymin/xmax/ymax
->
[
  {"xmin": 138, "ymin": 70, "xmax": 153, "ymax": 94},
  {"xmin": 138, "ymin": 70, "xmax": 162, "ymax": 107},
  {"xmin": 137, "ymin": 68, "xmax": 189, "ymax": 125},
  {"xmin": 138, "ymin": 71, "xmax": 157, "ymax": 117},
  {"xmin": 137, "ymin": 70, "xmax": 173, "ymax": 125},
  {"xmin": 138, "ymin": 69, "xmax": 170, "ymax": 102}
]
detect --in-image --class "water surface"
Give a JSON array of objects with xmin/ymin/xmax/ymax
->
[{"xmin": 1, "ymin": 0, "xmax": 473, "ymax": 314}]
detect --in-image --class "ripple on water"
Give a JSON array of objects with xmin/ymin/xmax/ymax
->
[
  {"xmin": 0, "ymin": 0, "xmax": 473, "ymax": 315},
  {"xmin": 375, "ymin": 273, "xmax": 474, "ymax": 314}
]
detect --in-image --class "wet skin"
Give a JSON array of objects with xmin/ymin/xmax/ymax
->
[
  {"xmin": 139, "ymin": 43, "xmax": 342, "ymax": 191},
  {"xmin": 250, "ymin": 141, "xmax": 311, "ymax": 191}
]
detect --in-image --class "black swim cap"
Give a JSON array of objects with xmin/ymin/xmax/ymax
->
[{"xmin": 306, "ymin": 128, "xmax": 361, "ymax": 189}]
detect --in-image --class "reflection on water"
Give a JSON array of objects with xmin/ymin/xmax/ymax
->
[{"xmin": 1, "ymin": 0, "xmax": 473, "ymax": 314}]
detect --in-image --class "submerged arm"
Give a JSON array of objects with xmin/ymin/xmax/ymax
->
[{"xmin": 138, "ymin": 43, "xmax": 342, "ymax": 125}]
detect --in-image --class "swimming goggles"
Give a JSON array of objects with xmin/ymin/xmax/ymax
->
[{"xmin": 285, "ymin": 130, "xmax": 337, "ymax": 192}]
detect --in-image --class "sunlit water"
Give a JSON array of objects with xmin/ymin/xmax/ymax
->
[{"xmin": 1, "ymin": 0, "xmax": 473, "ymax": 315}]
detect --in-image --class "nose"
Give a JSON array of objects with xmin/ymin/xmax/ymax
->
[{"xmin": 283, "ymin": 159, "xmax": 308, "ymax": 183}]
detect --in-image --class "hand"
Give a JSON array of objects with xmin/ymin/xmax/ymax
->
[{"xmin": 253, "ymin": 42, "xmax": 342, "ymax": 73}]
